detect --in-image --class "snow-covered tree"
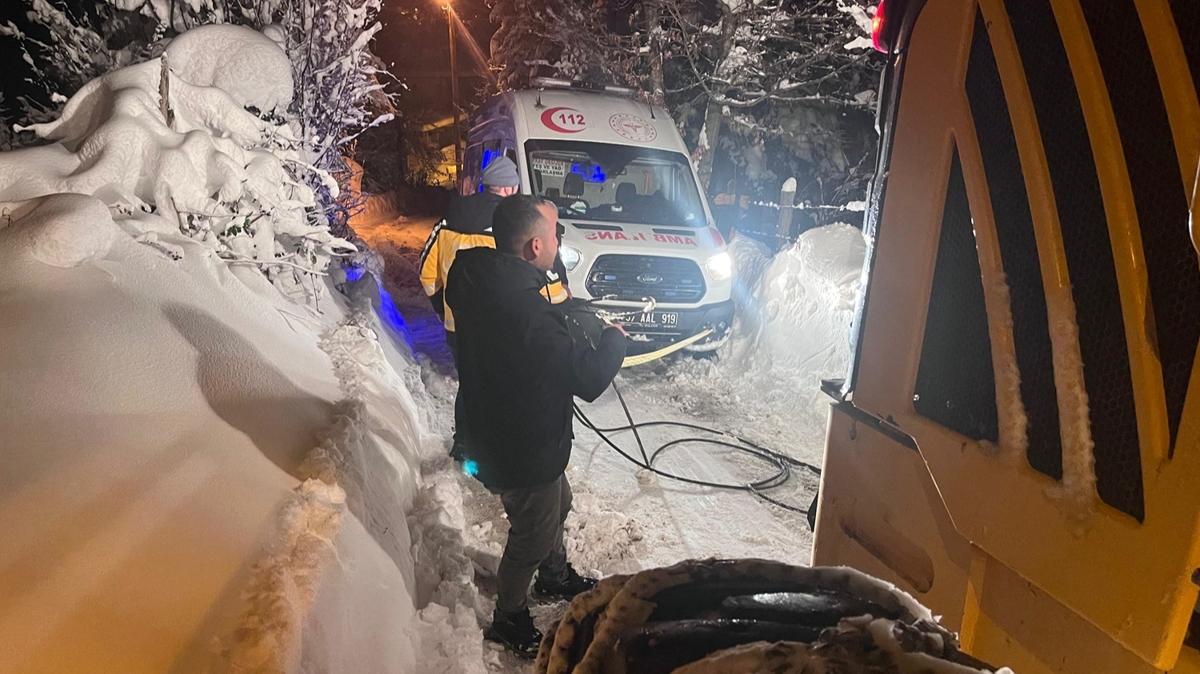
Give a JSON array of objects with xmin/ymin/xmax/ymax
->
[
  {"xmin": 3, "ymin": 0, "xmax": 396, "ymax": 258},
  {"xmin": 488, "ymin": 0, "xmax": 639, "ymax": 91},
  {"xmin": 0, "ymin": 1, "xmax": 152, "ymax": 130},
  {"xmin": 654, "ymin": 0, "xmax": 881, "ymax": 198}
]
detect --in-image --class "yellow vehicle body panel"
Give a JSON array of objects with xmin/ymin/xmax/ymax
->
[{"xmin": 813, "ymin": 1, "xmax": 1200, "ymax": 672}]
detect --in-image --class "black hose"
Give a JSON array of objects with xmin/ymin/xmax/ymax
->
[
  {"xmin": 562, "ymin": 307, "xmax": 821, "ymax": 516},
  {"xmin": 573, "ymin": 378, "xmax": 822, "ymax": 516}
]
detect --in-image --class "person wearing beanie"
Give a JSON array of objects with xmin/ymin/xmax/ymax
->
[
  {"xmin": 480, "ymin": 153, "xmax": 520, "ymax": 187},
  {"xmin": 418, "ymin": 156, "xmax": 571, "ymax": 460}
]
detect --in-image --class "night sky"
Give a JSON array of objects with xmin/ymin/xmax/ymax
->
[
  {"xmin": 0, "ymin": 0, "xmax": 499, "ymax": 120},
  {"xmin": 371, "ymin": 0, "xmax": 496, "ymax": 114}
]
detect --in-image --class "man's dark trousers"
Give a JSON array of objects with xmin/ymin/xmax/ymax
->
[{"xmin": 494, "ymin": 473, "xmax": 572, "ymax": 613}]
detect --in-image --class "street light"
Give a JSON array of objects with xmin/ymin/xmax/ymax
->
[{"xmin": 443, "ymin": 2, "xmax": 461, "ymax": 187}]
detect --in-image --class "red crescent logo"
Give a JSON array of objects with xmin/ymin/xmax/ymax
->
[{"xmin": 541, "ymin": 107, "xmax": 586, "ymax": 133}]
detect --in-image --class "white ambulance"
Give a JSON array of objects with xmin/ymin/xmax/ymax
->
[{"xmin": 462, "ymin": 78, "xmax": 734, "ymax": 353}]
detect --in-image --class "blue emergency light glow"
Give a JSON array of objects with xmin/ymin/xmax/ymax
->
[
  {"xmin": 479, "ymin": 149, "xmax": 503, "ymax": 193},
  {"xmin": 344, "ymin": 264, "xmax": 366, "ymax": 282},
  {"xmin": 569, "ymin": 162, "xmax": 607, "ymax": 184},
  {"xmin": 463, "ymin": 459, "xmax": 479, "ymax": 477},
  {"xmin": 481, "ymin": 148, "xmax": 500, "ymax": 170}
]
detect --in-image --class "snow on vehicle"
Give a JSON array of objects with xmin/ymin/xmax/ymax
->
[{"xmin": 462, "ymin": 79, "xmax": 734, "ymax": 354}]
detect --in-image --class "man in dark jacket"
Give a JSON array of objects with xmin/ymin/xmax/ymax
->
[
  {"xmin": 446, "ymin": 195, "xmax": 626, "ymax": 656},
  {"xmin": 420, "ymin": 157, "xmax": 570, "ymax": 460}
]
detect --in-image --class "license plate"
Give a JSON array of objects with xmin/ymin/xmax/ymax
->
[{"xmin": 635, "ymin": 311, "xmax": 679, "ymax": 327}]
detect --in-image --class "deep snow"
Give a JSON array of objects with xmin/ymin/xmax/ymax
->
[
  {"xmin": 0, "ymin": 25, "xmax": 461, "ymax": 674},
  {"xmin": 0, "ymin": 21, "xmax": 876, "ymax": 673}
]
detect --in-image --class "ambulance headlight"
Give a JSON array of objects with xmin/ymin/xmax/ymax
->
[
  {"xmin": 560, "ymin": 243, "xmax": 583, "ymax": 271},
  {"xmin": 706, "ymin": 251, "xmax": 733, "ymax": 281}
]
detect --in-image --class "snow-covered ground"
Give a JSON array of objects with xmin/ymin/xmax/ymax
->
[{"xmin": 0, "ymin": 22, "xmax": 865, "ymax": 673}]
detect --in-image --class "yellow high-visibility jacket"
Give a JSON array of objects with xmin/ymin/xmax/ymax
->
[{"xmin": 419, "ymin": 198, "xmax": 569, "ymax": 332}]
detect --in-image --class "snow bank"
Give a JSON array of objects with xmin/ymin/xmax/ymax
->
[
  {"xmin": 726, "ymin": 225, "xmax": 864, "ymax": 450},
  {"xmin": 0, "ymin": 24, "xmax": 482, "ymax": 674},
  {"xmin": 0, "ymin": 209, "xmax": 469, "ymax": 673},
  {"xmin": 0, "ymin": 193, "xmax": 117, "ymax": 267},
  {"xmin": 630, "ymin": 225, "xmax": 866, "ymax": 466},
  {"xmin": 562, "ymin": 470, "xmax": 646, "ymax": 575},
  {"xmin": 407, "ymin": 470, "xmax": 492, "ymax": 674}
]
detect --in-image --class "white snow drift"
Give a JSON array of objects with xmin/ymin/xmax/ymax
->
[
  {"xmin": 631, "ymin": 225, "xmax": 866, "ymax": 467},
  {"xmin": 0, "ymin": 24, "xmax": 473, "ymax": 674}
]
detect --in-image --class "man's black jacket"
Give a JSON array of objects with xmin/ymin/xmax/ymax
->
[
  {"xmin": 446, "ymin": 247, "xmax": 626, "ymax": 490},
  {"xmin": 446, "ymin": 190, "xmax": 503, "ymax": 234}
]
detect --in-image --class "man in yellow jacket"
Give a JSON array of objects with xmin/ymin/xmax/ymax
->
[{"xmin": 419, "ymin": 157, "xmax": 570, "ymax": 458}]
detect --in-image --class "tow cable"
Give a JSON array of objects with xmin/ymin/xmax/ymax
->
[
  {"xmin": 566, "ymin": 298, "xmax": 823, "ymax": 518},
  {"xmin": 585, "ymin": 296, "xmax": 715, "ymax": 368}
]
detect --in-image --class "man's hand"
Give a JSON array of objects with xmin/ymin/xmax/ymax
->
[{"xmin": 606, "ymin": 322, "xmax": 628, "ymax": 337}]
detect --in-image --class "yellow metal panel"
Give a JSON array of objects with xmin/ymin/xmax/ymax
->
[
  {"xmin": 957, "ymin": 548, "xmax": 988, "ymax": 653},
  {"xmin": 851, "ymin": 0, "xmax": 973, "ymax": 422},
  {"xmin": 973, "ymin": 0, "xmax": 1096, "ymax": 500},
  {"xmin": 813, "ymin": 409, "xmax": 972, "ymax": 629},
  {"xmin": 966, "ymin": 553, "xmax": 1177, "ymax": 674},
  {"xmin": 1176, "ymin": 647, "xmax": 1200, "ymax": 673},
  {"xmin": 1134, "ymin": 0, "xmax": 1200, "ymax": 194},
  {"xmin": 822, "ymin": 0, "xmax": 1200, "ymax": 670},
  {"xmin": 1048, "ymin": 0, "xmax": 1171, "ymax": 467}
]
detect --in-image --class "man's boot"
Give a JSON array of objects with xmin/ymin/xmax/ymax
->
[
  {"xmin": 484, "ymin": 606, "xmax": 542, "ymax": 658},
  {"xmin": 533, "ymin": 562, "xmax": 597, "ymax": 601}
]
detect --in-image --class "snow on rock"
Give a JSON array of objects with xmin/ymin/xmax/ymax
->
[
  {"xmin": 0, "ymin": 193, "xmax": 117, "ymax": 267},
  {"xmin": 164, "ymin": 24, "xmax": 294, "ymax": 113}
]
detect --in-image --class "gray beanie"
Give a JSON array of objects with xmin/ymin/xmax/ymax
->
[{"xmin": 482, "ymin": 156, "xmax": 519, "ymax": 187}]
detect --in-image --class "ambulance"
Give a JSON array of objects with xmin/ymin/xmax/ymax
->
[{"xmin": 462, "ymin": 78, "xmax": 734, "ymax": 353}]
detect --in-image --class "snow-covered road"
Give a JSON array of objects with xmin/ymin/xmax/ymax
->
[{"xmin": 354, "ymin": 211, "xmax": 847, "ymax": 670}]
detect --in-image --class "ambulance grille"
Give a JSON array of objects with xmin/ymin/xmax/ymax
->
[{"xmin": 585, "ymin": 255, "xmax": 706, "ymax": 303}]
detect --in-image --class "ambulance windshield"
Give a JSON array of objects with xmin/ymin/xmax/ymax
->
[{"xmin": 524, "ymin": 140, "xmax": 707, "ymax": 227}]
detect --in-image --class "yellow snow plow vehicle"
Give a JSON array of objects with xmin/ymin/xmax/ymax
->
[{"xmin": 812, "ymin": 1, "xmax": 1200, "ymax": 673}]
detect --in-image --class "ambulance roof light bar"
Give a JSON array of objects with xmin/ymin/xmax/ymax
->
[{"xmin": 531, "ymin": 77, "xmax": 637, "ymax": 98}]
